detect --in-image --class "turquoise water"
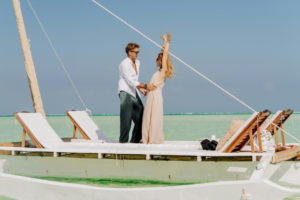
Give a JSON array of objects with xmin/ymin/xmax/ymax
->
[
  {"xmin": 0, "ymin": 114, "xmax": 300, "ymax": 199},
  {"xmin": 19, "ymin": 176, "xmax": 209, "ymax": 188},
  {"xmin": 0, "ymin": 196, "xmax": 14, "ymax": 200},
  {"xmin": 1, "ymin": 114, "xmax": 300, "ymax": 143}
]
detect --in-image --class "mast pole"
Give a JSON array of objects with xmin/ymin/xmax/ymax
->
[{"xmin": 12, "ymin": 0, "xmax": 46, "ymax": 118}]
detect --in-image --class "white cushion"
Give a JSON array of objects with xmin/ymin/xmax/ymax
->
[
  {"xmin": 68, "ymin": 111, "xmax": 109, "ymax": 141},
  {"xmin": 17, "ymin": 113, "xmax": 66, "ymax": 149}
]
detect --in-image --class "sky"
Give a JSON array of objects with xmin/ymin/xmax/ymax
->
[{"xmin": 0, "ymin": 0, "xmax": 299, "ymax": 115}]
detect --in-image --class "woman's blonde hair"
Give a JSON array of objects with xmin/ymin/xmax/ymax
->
[{"xmin": 156, "ymin": 53, "xmax": 176, "ymax": 79}]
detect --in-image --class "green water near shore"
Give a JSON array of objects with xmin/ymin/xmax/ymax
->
[
  {"xmin": 19, "ymin": 176, "xmax": 209, "ymax": 188},
  {"xmin": 1, "ymin": 114, "xmax": 300, "ymax": 199},
  {"xmin": 1, "ymin": 114, "xmax": 299, "ymax": 143},
  {"xmin": 0, "ymin": 196, "xmax": 15, "ymax": 200}
]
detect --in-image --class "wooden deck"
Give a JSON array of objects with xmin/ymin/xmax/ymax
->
[{"xmin": 0, "ymin": 143, "xmax": 268, "ymax": 162}]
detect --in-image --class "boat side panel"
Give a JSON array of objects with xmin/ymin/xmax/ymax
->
[
  {"xmin": 267, "ymin": 161, "xmax": 300, "ymax": 185},
  {"xmin": 0, "ymin": 155, "xmax": 257, "ymax": 181},
  {"xmin": 0, "ymin": 173, "xmax": 298, "ymax": 200}
]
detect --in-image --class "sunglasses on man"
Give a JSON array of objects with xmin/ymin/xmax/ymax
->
[{"xmin": 131, "ymin": 51, "xmax": 140, "ymax": 54}]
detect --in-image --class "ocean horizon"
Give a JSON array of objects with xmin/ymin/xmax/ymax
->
[{"xmin": 1, "ymin": 112, "xmax": 299, "ymax": 117}]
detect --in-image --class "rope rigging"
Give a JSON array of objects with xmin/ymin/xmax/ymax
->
[
  {"xmin": 27, "ymin": 0, "xmax": 88, "ymax": 111},
  {"xmin": 92, "ymin": 0, "xmax": 256, "ymax": 113},
  {"xmin": 26, "ymin": 0, "xmax": 299, "ymax": 143},
  {"xmin": 26, "ymin": 0, "xmax": 103, "ymax": 130},
  {"xmin": 91, "ymin": 0, "xmax": 299, "ymax": 143}
]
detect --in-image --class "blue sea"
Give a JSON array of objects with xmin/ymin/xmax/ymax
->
[
  {"xmin": 1, "ymin": 113, "xmax": 299, "ymax": 143},
  {"xmin": 0, "ymin": 113, "xmax": 299, "ymax": 199}
]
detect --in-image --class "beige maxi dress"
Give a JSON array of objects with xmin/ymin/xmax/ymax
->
[{"xmin": 142, "ymin": 71, "xmax": 165, "ymax": 144}]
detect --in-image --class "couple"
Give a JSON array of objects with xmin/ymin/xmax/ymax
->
[{"xmin": 118, "ymin": 32, "xmax": 175, "ymax": 144}]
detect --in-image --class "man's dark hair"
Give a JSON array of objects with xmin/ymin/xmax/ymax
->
[{"xmin": 125, "ymin": 43, "xmax": 140, "ymax": 55}]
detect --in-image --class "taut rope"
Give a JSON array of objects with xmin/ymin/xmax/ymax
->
[
  {"xmin": 27, "ymin": 0, "xmax": 103, "ymax": 129},
  {"xmin": 91, "ymin": 0, "xmax": 300, "ymax": 143},
  {"xmin": 26, "ymin": 0, "xmax": 300, "ymax": 144},
  {"xmin": 27, "ymin": 0, "xmax": 88, "ymax": 111},
  {"xmin": 92, "ymin": 0, "xmax": 256, "ymax": 113}
]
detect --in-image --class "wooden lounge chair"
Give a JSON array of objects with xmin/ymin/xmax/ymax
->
[
  {"xmin": 260, "ymin": 109, "xmax": 293, "ymax": 146},
  {"xmin": 218, "ymin": 110, "xmax": 272, "ymax": 153},
  {"xmin": 14, "ymin": 112, "xmax": 68, "ymax": 149},
  {"xmin": 65, "ymin": 110, "xmax": 110, "ymax": 141}
]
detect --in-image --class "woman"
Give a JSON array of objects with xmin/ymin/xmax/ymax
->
[{"xmin": 142, "ymin": 32, "xmax": 175, "ymax": 144}]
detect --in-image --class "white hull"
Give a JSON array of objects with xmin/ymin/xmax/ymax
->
[
  {"xmin": 1, "ymin": 143, "xmax": 300, "ymax": 199},
  {"xmin": 0, "ymin": 173, "xmax": 298, "ymax": 200},
  {"xmin": 0, "ymin": 155, "xmax": 257, "ymax": 181},
  {"xmin": 263, "ymin": 161, "xmax": 300, "ymax": 185},
  {"xmin": 1, "ymin": 154, "xmax": 300, "ymax": 186}
]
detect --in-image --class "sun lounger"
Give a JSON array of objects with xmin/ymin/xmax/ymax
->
[
  {"xmin": 244, "ymin": 109, "xmax": 293, "ymax": 149},
  {"xmin": 15, "ymin": 111, "xmax": 271, "ymax": 156},
  {"xmin": 65, "ymin": 110, "xmax": 110, "ymax": 141},
  {"xmin": 14, "ymin": 112, "xmax": 68, "ymax": 149},
  {"xmin": 260, "ymin": 109, "xmax": 293, "ymax": 146},
  {"xmin": 218, "ymin": 110, "xmax": 272, "ymax": 153},
  {"xmin": 14, "ymin": 112, "xmax": 200, "ymax": 152}
]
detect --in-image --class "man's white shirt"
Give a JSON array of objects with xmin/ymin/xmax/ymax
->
[{"xmin": 118, "ymin": 57, "xmax": 141, "ymax": 98}]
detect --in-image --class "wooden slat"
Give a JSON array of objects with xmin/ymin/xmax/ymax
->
[
  {"xmin": 249, "ymin": 128, "xmax": 255, "ymax": 153},
  {"xmin": 266, "ymin": 109, "xmax": 293, "ymax": 136},
  {"xmin": 73, "ymin": 125, "xmax": 77, "ymax": 139},
  {"xmin": 14, "ymin": 112, "xmax": 44, "ymax": 148},
  {"xmin": 22, "ymin": 129, "xmax": 26, "ymax": 148},
  {"xmin": 65, "ymin": 111, "xmax": 90, "ymax": 140},
  {"xmin": 223, "ymin": 113, "xmax": 260, "ymax": 153},
  {"xmin": 0, "ymin": 142, "xmax": 30, "ymax": 154},
  {"xmin": 235, "ymin": 111, "xmax": 271, "ymax": 151},
  {"xmin": 274, "ymin": 125, "xmax": 279, "ymax": 146},
  {"xmin": 257, "ymin": 126, "xmax": 263, "ymax": 152},
  {"xmin": 223, "ymin": 110, "xmax": 272, "ymax": 153},
  {"xmin": 262, "ymin": 109, "xmax": 294, "ymax": 146},
  {"xmin": 281, "ymin": 124, "xmax": 286, "ymax": 146},
  {"xmin": 271, "ymin": 146, "xmax": 300, "ymax": 164},
  {"xmin": 268, "ymin": 110, "xmax": 285, "ymax": 135}
]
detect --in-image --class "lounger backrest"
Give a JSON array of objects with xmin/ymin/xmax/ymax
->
[
  {"xmin": 218, "ymin": 112, "xmax": 258, "ymax": 153},
  {"xmin": 261, "ymin": 109, "xmax": 293, "ymax": 136},
  {"xmin": 219, "ymin": 110, "xmax": 271, "ymax": 153},
  {"xmin": 67, "ymin": 111, "xmax": 109, "ymax": 141},
  {"xmin": 260, "ymin": 110, "xmax": 283, "ymax": 131},
  {"xmin": 16, "ymin": 113, "xmax": 65, "ymax": 148}
]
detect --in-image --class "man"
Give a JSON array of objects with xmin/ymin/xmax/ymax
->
[{"xmin": 118, "ymin": 43, "xmax": 157, "ymax": 143}]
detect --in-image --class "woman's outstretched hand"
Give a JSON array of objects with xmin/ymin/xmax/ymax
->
[
  {"xmin": 160, "ymin": 31, "xmax": 171, "ymax": 42},
  {"xmin": 160, "ymin": 34, "xmax": 167, "ymax": 41},
  {"xmin": 166, "ymin": 31, "xmax": 171, "ymax": 42}
]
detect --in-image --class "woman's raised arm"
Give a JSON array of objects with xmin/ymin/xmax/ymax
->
[
  {"xmin": 160, "ymin": 35, "xmax": 168, "ymax": 53},
  {"xmin": 161, "ymin": 32, "xmax": 171, "ymax": 75}
]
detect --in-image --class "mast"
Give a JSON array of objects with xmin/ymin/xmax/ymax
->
[{"xmin": 12, "ymin": 0, "xmax": 46, "ymax": 118}]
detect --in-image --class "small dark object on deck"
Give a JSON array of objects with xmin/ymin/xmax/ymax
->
[{"xmin": 201, "ymin": 139, "xmax": 218, "ymax": 151}]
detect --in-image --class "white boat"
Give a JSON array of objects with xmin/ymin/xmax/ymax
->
[
  {"xmin": 0, "ymin": 173, "xmax": 300, "ymax": 200},
  {"xmin": 1, "ymin": 0, "xmax": 300, "ymax": 199}
]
